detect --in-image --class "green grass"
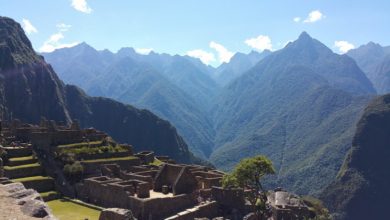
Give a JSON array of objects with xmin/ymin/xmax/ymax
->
[
  {"xmin": 150, "ymin": 157, "xmax": 164, "ymax": 166},
  {"xmin": 9, "ymin": 156, "xmax": 35, "ymax": 162},
  {"xmin": 82, "ymin": 156, "xmax": 138, "ymax": 163},
  {"xmin": 4, "ymin": 163, "xmax": 40, "ymax": 170},
  {"xmin": 47, "ymin": 199, "xmax": 101, "ymax": 220},
  {"xmin": 40, "ymin": 191, "xmax": 58, "ymax": 198},
  {"xmin": 57, "ymin": 141, "xmax": 102, "ymax": 149},
  {"xmin": 12, "ymin": 176, "xmax": 52, "ymax": 182},
  {"xmin": 58, "ymin": 145, "xmax": 129, "ymax": 156}
]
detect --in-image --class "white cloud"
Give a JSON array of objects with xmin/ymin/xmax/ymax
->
[
  {"xmin": 334, "ymin": 41, "xmax": 355, "ymax": 54},
  {"xmin": 22, "ymin": 19, "xmax": 38, "ymax": 35},
  {"xmin": 71, "ymin": 0, "xmax": 92, "ymax": 14},
  {"xmin": 209, "ymin": 41, "xmax": 234, "ymax": 63},
  {"xmin": 135, "ymin": 48, "xmax": 153, "ymax": 55},
  {"xmin": 39, "ymin": 23, "xmax": 79, "ymax": 53},
  {"xmin": 56, "ymin": 23, "xmax": 72, "ymax": 32},
  {"xmin": 304, "ymin": 10, "xmax": 324, "ymax": 23},
  {"xmin": 187, "ymin": 49, "xmax": 216, "ymax": 65},
  {"xmin": 293, "ymin": 17, "xmax": 301, "ymax": 23},
  {"xmin": 245, "ymin": 35, "xmax": 273, "ymax": 51}
]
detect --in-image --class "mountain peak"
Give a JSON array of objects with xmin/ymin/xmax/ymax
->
[
  {"xmin": 0, "ymin": 16, "xmax": 41, "ymax": 69},
  {"xmin": 298, "ymin": 31, "xmax": 312, "ymax": 41}
]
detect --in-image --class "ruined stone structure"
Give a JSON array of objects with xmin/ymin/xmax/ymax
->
[
  {"xmin": 267, "ymin": 190, "xmax": 313, "ymax": 220},
  {"xmin": 0, "ymin": 119, "xmax": 317, "ymax": 220},
  {"xmin": 75, "ymin": 162, "xmax": 226, "ymax": 220},
  {"xmin": 1, "ymin": 119, "xmax": 107, "ymax": 149}
]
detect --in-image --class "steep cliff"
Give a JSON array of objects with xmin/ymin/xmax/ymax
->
[
  {"xmin": 0, "ymin": 16, "xmax": 198, "ymax": 163},
  {"xmin": 321, "ymin": 94, "xmax": 390, "ymax": 220}
]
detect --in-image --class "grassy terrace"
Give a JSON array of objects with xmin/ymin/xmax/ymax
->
[
  {"xmin": 40, "ymin": 191, "xmax": 58, "ymax": 198},
  {"xmin": 58, "ymin": 145, "xmax": 129, "ymax": 156},
  {"xmin": 12, "ymin": 176, "xmax": 52, "ymax": 182},
  {"xmin": 82, "ymin": 156, "xmax": 138, "ymax": 163},
  {"xmin": 57, "ymin": 141, "xmax": 102, "ymax": 149},
  {"xmin": 48, "ymin": 199, "xmax": 101, "ymax": 220},
  {"xmin": 150, "ymin": 158, "xmax": 164, "ymax": 166},
  {"xmin": 8, "ymin": 156, "xmax": 34, "ymax": 162},
  {"xmin": 4, "ymin": 163, "xmax": 40, "ymax": 170}
]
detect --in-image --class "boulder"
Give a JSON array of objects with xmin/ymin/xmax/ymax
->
[
  {"xmin": 99, "ymin": 208, "xmax": 136, "ymax": 220},
  {"xmin": 20, "ymin": 199, "xmax": 50, "ymax": 218}
]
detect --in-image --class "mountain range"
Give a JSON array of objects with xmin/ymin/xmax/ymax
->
[
  {"xmin": 0, "ymin": 16, "xmax": 200, "ymax": 164},
  {"xmin": 347, "ymin": 42, "xmax": 390, "ymax": 94},
  {"xmin": 210, "ymin": 32, "xmax": 374, "ymax": 194},
  {"xmin": 43, "ymin": 30, "xmax": 381, "ymax": 196}
]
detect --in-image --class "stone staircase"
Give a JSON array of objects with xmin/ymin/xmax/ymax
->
[{"xmin": 2, "ymin": 146, "xmax": 59, "ymax": 201}]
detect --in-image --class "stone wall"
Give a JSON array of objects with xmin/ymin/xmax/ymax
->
[
  {"xmin": 78, "ymin": 151, "xmax": 132, "ymax": 161},
  {"xmin": 173, "ymin": 167, "xmax": 198, "ymax": 195},
  {"xmin": 82, "ymin": 158, "xmax": 141, "ymax": 176},
  {"xmin": 134, "ymin": 151, "xmax": 155, "ymax": 164},
  {"xmin": 165, "ymin": 201, "xmax": 219, "ymax": 220},
  {"xmin": 22, "ymin": 178, "xmax": 54, "ymax": 193},
  {"xmin": 4, "ymin": 165, "xmax": 43, "ymax": 179},
  {"xmin": 129, "ymin": 193, "xmax": 197, "ymax": 220},
  {"xmin": 211, "ymin": 187, "xmax": 246, "ymax": 213}
]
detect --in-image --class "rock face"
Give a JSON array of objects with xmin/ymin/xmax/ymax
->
[
  {"xmin": 320, "ymin": 94, "xmax": 390, "ymax": 220},
  {"xmin": 0, "ymin": 16, "xmax": 199, "ymax": 164},
  {"xmin": 0, "ymin": 182, "xmax": 56, "ymax": 220},
  {"xmin": 99, "ymin": 208, "xmax": 136, "ymax": 220}
]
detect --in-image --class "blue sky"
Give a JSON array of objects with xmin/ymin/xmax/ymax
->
[{"xmin": 1, "ymin": 0, "xmax": 389, "ymax": 66}]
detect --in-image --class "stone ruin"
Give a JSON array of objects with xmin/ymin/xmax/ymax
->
[
  {"xmin": 0, "ymin": 118, "xmax": 107, "ymax": 149},
  {"xmin": 76, "ymin": 163, "xmax": 226, "ymax": 220},
  {"xmin": 267, "ymin": 190, "xmax": 313, "ymax": 220},
  {"xmin": 0, "ymin": 119, "xmax": 317, "ymax": 220}
]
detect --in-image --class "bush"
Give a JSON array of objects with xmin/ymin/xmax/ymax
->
[
  {"xmin": 302, "ymin": 196, "xmax": 331, "ymax": 220},
  {"xmin": 63, "ymin": 162, "xmax": 84, "ymax": 183}
]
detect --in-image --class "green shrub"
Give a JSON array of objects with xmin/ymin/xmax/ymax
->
[
  {"xmin": 302, "ymin": 196, "xmax": 331, "ymax": 220},
  {"xmin": 63, "ymin": 162, "xmax": 84, "ymax": 183}
]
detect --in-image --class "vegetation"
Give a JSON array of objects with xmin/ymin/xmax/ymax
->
[
  {"xmin": 210, "ymin": 33, "xmax": 373, "ymax": 196},
  {"xmin": 63, "ymin": 162, "xmax": 84, "ymax": 183},
  {"xmin": 320, "ymin": 94, "xmax": 390, "ymax": 219},
  {"xmin": 57, "ymin": 141, "xmax": 102, "ymax": 149},
  {"xmin": 58, "ymin": 144, "xmax": 128, "ymax": 155},
  {"xmin": 4, "ymin": 163, "xmax": 40, "ymax": 170},
  {"xmin": 12, "ymin": 176, "xmax": 52, "ymax": 182},
  {"xmin": 47, "ymin": 199, "xmax": 101, "ymax": 220},
  {"xmin": 8, "ymin": 155, "xmax": 34, "ymax": 162},
  {"xmin": 40, "ymin": 191, "xmax": 58, "ymax": 197},
  {"xmin": 302, "ymin": 196, "xmax": 331, "ymax": 220},
  {"xmin": 222, "ymin": 155, "xmax": 275, "ymax": 218},
  {"xmin": 82, "ymin": 156, "xmax": 138, "ymax": 163},
  {"xmin": 149, "ymin": 157, "xmax": 164, "ymax": 166}
]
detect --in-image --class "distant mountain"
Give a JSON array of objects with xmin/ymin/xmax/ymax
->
[
  {"xmin": 320, "ymin": 94, "xmax": 390, "ymax": 220},
  {"xmin": 348, "ymin": 42, "xmax": 390, "ymax": 93},
  {"xmin": 0, "ymin": 16, "xmax": 200, "ymax": 164},
  {"xmin": 214, "ymin": 50, "xmax": 271, "ymax": 85},
  {"xmin": 43, "ymin": 44, "xmax": 216, "ymax": 158},
  {"xmin": 210, "ymin": 32, "xmax": 374, "ymax": 194}
]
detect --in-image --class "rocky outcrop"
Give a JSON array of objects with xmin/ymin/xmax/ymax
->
[
  {"xmin": 99, "ymin": 208, "xmax": 136, "ymax": 220},
  {"xmin": 0, "ymin": 181, "xmax": 56, "ymax": 219},
  {"xmin": 0, "ymin": 16, "xmax": 199, "ymax": 164},
  {"xmin": 321, "ymin": 94, "xmax": 390, "ymax": 220}
]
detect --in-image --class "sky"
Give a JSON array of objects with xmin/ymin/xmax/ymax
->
[{"xmin": 1, "ymin": 0, "xmax": 390, "ymax": 66}]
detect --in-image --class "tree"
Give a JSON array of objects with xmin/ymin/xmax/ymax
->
[{"xmin": 222, "ymin": 155, "xmax": 275, "ymax": 219}]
